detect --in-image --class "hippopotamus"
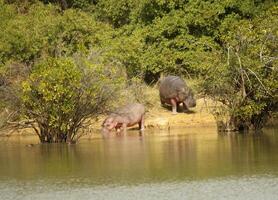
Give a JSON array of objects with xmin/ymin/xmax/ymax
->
[
  {"xmin": 159, "ymin": 76, "xmax": 196, "ymax": 114},
  {"xmin": 102, "ymin": 103, "xmax": 145, "ymax": 134}
]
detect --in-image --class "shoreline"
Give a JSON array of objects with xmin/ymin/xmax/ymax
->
[
  {"xmin": 0, "ymin": 98, "xmax": 218, "ymax": 137},
  {"xmin": 89, "ymin": 98, "xmax": 218, "ymax": 130}
]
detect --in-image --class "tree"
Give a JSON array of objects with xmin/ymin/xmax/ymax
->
[
  {"xmin": 1, "ymin": 0, "xmax": 277, "ymax": 135},
  {"xmin": 0, "ymin": 2, "xmax": 113, "ymax": 65},
  {"xmin": 202, "ymin": 6, "xmax": 278, "ymax": 131},
  {"xmin": 21, "ymin": 57, "xmax": 122, "ymax": 143}
]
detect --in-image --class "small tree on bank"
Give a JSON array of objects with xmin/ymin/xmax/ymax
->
[
  {"xmin": 202, "ymin": 9, "xmax": 278, "ymax": 131},
  {"xmin": 22, "ymin": 57, "xmax": 122, "ymax": 143}
]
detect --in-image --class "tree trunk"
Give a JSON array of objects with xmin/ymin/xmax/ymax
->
[{"xmin": 59, "ymin": 0, "xmax": 68, "ymax": 10}]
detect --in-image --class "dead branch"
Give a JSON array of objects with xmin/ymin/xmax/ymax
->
[
  {"xmin": 6, "ymin": 119, "xmax": 35, "ymax": 128},
  {"xmin": 235, "ymin": 52, "xmax": 247, "ymax": 99},
  {"xmin": 246, "ymin": 68, "xmax": 273, "ymax": 97}
]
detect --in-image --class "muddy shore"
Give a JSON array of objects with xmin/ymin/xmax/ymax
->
[
  {"xmin": 1, "ymin": 98, "xmax": 217, "ymax": 137},
  {"xmin": 0, "ymin": 98, "xmax": 218, "ymax": 136},
  {"xmin": 92, "ymin": 98, "xmax": 217, "ymax": 130}
]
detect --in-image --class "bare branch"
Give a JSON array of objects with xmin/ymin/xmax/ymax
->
[
  {"xmin": 235, "ymin": 52, "xmax": 246, "ymax": 99},
  {"xmin": 246, "ymin": 68, "xmax": 273, "ymax": 97}
]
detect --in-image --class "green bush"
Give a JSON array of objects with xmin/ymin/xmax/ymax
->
[
  {"xmin": 0, "ymin": 2, "xmax": 112, "ymax": 64},
  {"xmin": 1, "ymin": 0, "xmax": 277, "ymax": 136},
  {"xmin": 22, "ymin": 57, "xmax": 123, "ymax": 143},
  {"xmin": 202, "ymin": 6, "xmax": 278, "ymax": 131}
]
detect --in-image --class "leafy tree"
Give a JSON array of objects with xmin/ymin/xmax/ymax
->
[
  {"xmin": 0, "ymin": 2, "xmax": 112, "ymax": 65},
  {"xmin": 1, "ymin": 0, "xmax": 277, "ymax": 135},
  {"xmin": 202, "ymin": 6, "xmax": 278, "ymax": 131},
  {"xmin": 21, "ymin": 57, "xmax": 123, "ymax": 143},
  {"xmin": 94, "ymin": 0, "xmax": 135, "ymax": 27},
  {"xmin": 139, "ymin": 11, "xmax": 221, "ymax": 77}
]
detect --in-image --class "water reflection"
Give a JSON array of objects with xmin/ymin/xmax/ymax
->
[{"xmin": 0, "ymin": 128, "xmax": 277, "ymax": 185}]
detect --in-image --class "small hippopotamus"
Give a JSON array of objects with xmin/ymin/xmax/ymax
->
[
  {"xmin": 159, "ymin": 76, "xmax": 196, "ymax": 114},
  {"xmin": 102, "ymin": 103, "xmax": 145, "ymax": 134}
]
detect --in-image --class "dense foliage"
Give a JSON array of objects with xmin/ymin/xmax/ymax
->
[
  {"xmin": 22, "ymin": 57, "xmax": 122, "ymax": 143},
  {"xmin": 0, "ymin": 0, "xmax": 277, "ymax": 141},
  {"xmin": 204, "ymin": 7, "xmax": 278, "ymax": 130}
]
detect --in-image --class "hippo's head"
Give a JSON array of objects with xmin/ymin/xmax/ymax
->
[
  {"xmin": 102, "ymin": 115, "xmax": 118, "ymax": 132},
  {"xmin": 177, "ymin": 89, "xmax": 187, "ymax": 102},
  {"xmin": 183, "ymin": 89, "xmax": 196, "ymax": 108}
]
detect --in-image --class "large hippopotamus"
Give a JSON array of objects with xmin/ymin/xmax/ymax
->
[
  {"xmin": 159, "ymin": 76, "xmax": 196, "ymax": 114},
  {"xmin": 102, "ymin": 103, "xmax": 145, "ymax": 134}
]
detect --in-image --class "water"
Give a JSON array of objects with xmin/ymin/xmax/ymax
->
[{"xmin": 0, "ymin": 127, "xmax": 277, "ymax": 199}]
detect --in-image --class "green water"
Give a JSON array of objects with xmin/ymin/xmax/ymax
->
[{"xmin": 0, "ymin": 127, "xmax": 277, "ymax": 199}]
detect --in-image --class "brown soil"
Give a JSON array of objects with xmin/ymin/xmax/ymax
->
[
  {"xmin": 0, "ymin": 98, "xmax": 218, "ymax": 136},
  {"xmin": 89, "ymin": 98, "xmax": 218, "ymax": 131}
]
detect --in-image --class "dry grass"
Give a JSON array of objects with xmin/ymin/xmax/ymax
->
[
  {"xmin": 145, "ymin": 97, "xmax": 218, "ymax": 130},
  {"xmin": 87, "ymin": 85, "xmax": 218, "ymax": 132},
  {"xmin": 0, "ymin": 83, "xmax": 220, "ymax": 136}
]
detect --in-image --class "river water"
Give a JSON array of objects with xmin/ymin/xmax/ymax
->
[{"xmin": 0, "ymin": 127, "xmax": 277, "ymax": 200}]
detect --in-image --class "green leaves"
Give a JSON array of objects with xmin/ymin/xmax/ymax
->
[
  {"xmin": 1, "ymin": 0, "xmax": 277, "ymax": 134},
  {"xmin": 22, "ymin": 58, "xmax": 80, "ymax": 124},
  {"xmin": 95, "ymin": 0, "xmax": 134, "ymax": 27},
  {"xmin": 0, "ymin": 2, "xmax": 113, "ymax": 64},
  {"xmin": 21, "ymin": 57, "xmax": 123, "ymax": 142},
  {"xmin": 202, "ymin": 4, "xmax": 278, "ymax": 130}
]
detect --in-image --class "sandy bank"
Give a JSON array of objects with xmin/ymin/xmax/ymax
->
[
  {"xmin": 0, "ymin": 98, "xmax": 218, "ymax": 136},
  {"xmin": 88, "ymin": 98, "xmax": 218, "ymax": 132}
]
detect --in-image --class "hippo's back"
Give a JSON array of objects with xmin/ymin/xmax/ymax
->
[
  {"xmin": 159, "ymin": 76, "xmax": 186, "ymax": 99},
  {"xmin": 115, "ymin": 103, "xmax": 145, "ymax": 118}
]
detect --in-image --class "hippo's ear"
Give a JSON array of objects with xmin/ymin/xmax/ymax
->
[
  {"xmin": 111, "ymin": 120, "xmax": 118, "ymax": 127},
  {"xmin": 179, "ymin": 88, "xmax": 190, "ymax": 96},
  {"xmin": 176, "ymin": 87, "xmax": 185, "ymax": 94}
]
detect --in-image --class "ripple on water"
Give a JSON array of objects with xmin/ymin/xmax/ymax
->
[{"xmin": 1, "ymin": 175, "xmax": 278, "ymax": 200}]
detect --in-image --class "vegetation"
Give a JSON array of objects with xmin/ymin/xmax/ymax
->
[
  {"xmin": 203, "ymin": 6, "xmax": 278, "ymax": 130},
  {"xmin": 21, "ymin": 57, "xmax": 122, "ymax": 143},
  {"xmin": 0, "ymin": 0, "xmax": 277, "ymax": 142}
]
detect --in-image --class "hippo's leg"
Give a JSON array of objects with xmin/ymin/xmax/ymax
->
[
  {"xmin": 182, "ymin": 102, "xmax": 189, "ymax": 112},
  {"xmin": 115, "ymin": 127, "xmax": 121, "ymax": 136},
  {"xmin": 122, "ymin": 123, "xmax": 127, "ymax": 134},
  {"xmin": 101, "ymin": 129, "xmax": 108, "ymax": 138},
  {"xmin": 176, "ymin": 102, "xmax": 182, "ymax": 112},
  {"xmin": 170, "ymin": 99, "xmax": 177, "ymax": 114},
  {"xmin": 160, "ymin": 98, "xmax": 164, "ymax": 105},
  {"xmin": 139, "ymin": 116, "xmax": 144, "ymax": 131},
  {"xmin": 160, "ymin": 98, "xmax": 166, "ymax": 108}
]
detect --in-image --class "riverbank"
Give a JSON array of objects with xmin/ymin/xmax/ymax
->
[
  {"xmin": 90, "ymin": 98, "xmax": 218, "ymax": 131},
  {"xmin": 146, "ymin": 98, "xmax": 217, "ymax": 129},
  {"xmin": 78, "ymin": 97, "xmax": 219, "ymax": 138},
  {"xmin": 0, "ymin": 98, "xmax": 218, "ymax": 137}
]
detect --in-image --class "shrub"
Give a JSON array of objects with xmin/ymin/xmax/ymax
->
[
  {"xmin": 202, "ymin": 7, "xmax": 278, "ymax": 131},
  {"xmin": 22, "ymin": 57, "xmax": 122, "ymax": 143}
]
